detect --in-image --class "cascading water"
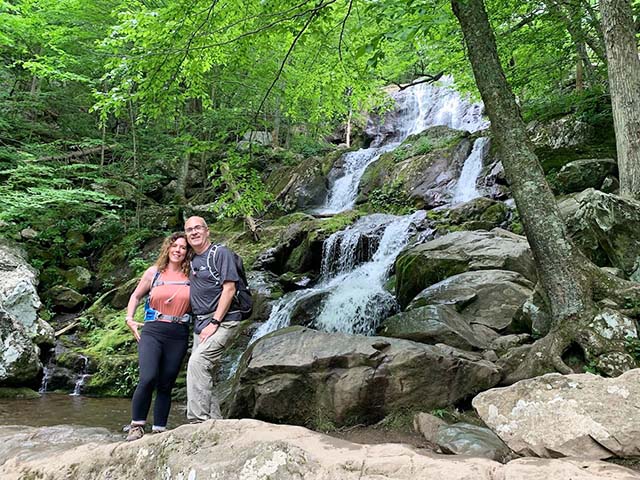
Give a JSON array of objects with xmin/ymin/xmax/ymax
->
[
  {"xmin": 70, "ymin": 355, "xmax": 90, "ymax": 396},
  {"xmin": 242, "ymin": 80, "xmax": 492, "ymax": 362},
  {"xmin": 452, "ymin": 137, "xmax": 490, "ymax": 203},
  {"xmin": 250, "ymin": 213, "xmax": 422, "ymax": 343},
  {"xmin": 317, "ymin": 77, "xmax": 488, "ymax": 215}
]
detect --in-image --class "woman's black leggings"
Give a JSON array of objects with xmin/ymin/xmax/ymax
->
[{"xmin": 131, "ymin": 321, "xmax": 189, "ymax": 428}]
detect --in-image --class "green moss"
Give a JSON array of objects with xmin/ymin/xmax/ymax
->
[
  {"xmin": 395, "ymin": 253, "xmax": 469, "ymax": 308},
  {"xmin": 0, "ymin": 387, "xmax": 40, "ymax": 399},
  {"xmin": 479, "ymin": 202, "xmax": 508, "ymax": 225},
  {"xmin": 272, "ymin": 212, "xmax": 316, "ymax": 226}
]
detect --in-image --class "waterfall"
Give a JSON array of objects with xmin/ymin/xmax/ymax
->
[
  {"xmin": 452, "ymin": 137, "xmax": 490, "ymax": 203},
  {"xmin": 250, "ymin": 212, "xmax": 422, "ymax": 344},
  {"xmin": 314, "ymin": 213, "xmax": 419, "ymax": 335},
  {"xmin": 69, "ymin": 355, "xmax": 90, "ymax": 396},
  {"xmin": 318, "ymin": 77, "xmax": 488, "ymax": 215},
  {"xmin": 315, "ymin": 144, "xmax": 397, "ymax": 215}
]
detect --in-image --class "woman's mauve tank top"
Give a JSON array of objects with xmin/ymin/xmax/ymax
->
[{"xmin": 149, "ymin": 269, "xmax": 190, "ymax": 317}]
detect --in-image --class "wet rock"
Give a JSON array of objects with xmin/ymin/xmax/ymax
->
[
  {"xmin": 1, "ymin": 420, "xmax": 637, "ymax": 480},
  {"xmin": 0, "ymin": 308, "xmax": 41, "ymax": 384},
  {"xmin": 473, "ymin": 369, "xmax": 640, "ymax": 459},
  {"xmin": 554, "ymin": 159, "xmax": 617, "ymax": 194},
  {"xmin": 448, "ymin": 197, "xmax": 507, "ymax": 225},
  {"xmin": 227, "ymin": 327, "xmax": 500, "ymax": 427},
  {"xmin": 407, "ymin": 270, "xmax": 534, "ymax": 332},
  {"xmin": 358, "ymin": 127, "xmax": 473, "ymax": 209},
  {"xmin": 395, "ymin": 229, "xmax": 535, "ymax": 308},
  {"xmin": 435, "ymin": 422, "xmax": 512, "ymax": 462},
  {"xmin": 246, "ymin": 271, "xmax": 282, "ymax": 322}
]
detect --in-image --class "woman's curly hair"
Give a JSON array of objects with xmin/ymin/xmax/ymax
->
[{"xmin": 155, "ymin": 232, "xmax": 192, "ymax": 276}]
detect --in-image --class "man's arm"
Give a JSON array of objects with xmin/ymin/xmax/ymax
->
[{"xmin": 198, "ymin": 280, "xmax": 236, "ymax": 342}]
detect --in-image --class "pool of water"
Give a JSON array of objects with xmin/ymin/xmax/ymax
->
[{"xmin": 0, "ymin": 393, "xmax": 188, "ymax": 433}]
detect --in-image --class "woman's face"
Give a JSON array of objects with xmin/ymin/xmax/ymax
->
[{"xmin": 168, "ymin": 237, "xmax": 188, "ymax": 264}]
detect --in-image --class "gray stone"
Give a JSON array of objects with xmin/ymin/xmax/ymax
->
[
  {"xmin": 473, "ymin": 369, "xmax": 640, "ymax": 459},
  {"xmin": 46, "ymin": 286, "xmax": 86, "ymax": 311},
  {"xmin": 0, "ymin": 420, "xmax": 637, "ymax": 480},
  {"xmin": 64, "ymin": 266, "xmax": 92, "ymax": 292},
  {"xmin": 435, "ymin": 422, "xmax": 512, "ymax": 462},
  {"xmin": 407, "ymin": 270, "xmax": 534, "ymax": 332},
  {"xmin": 413, "ymin": 412, "xmax": 447, "ymax": 444},
  {"xmin": 567, "ymin": 189, "xmax": 640, "ymax": 276},
  {"xmin": 528, "ymin": 116, "xmax": 596, "ymax": 149},
  {"xmin": 19, "ymin": 228, "xmax": 38, "ymax": 240},
  {"xmin": 380, "ymin": 304, "xmax": 492, "ymax": 350},
  {"xmin": 0, "ymin": 308, "xmax": 41, "ymax": 383},
  {"xmin": 227, "ymin": 327, "xmax": 500, "ymax": 426},
  {"xmin": 395, "ymin": 228, "xmax": 536, "ymax": 308},
  {"xmin": 555, "ymin": 159, "xmax": 617, "ymax": 194}
]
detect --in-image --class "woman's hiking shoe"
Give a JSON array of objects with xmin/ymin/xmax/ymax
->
[{"xmin": 126, "ymin": 424, "xmax": 145, "ymax": 441}]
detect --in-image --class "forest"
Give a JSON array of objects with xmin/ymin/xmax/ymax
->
[{"xmin": 2, "ymin": 0, "xmax": 640, "ymax": 477}]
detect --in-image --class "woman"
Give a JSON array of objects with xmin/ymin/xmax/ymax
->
[{"xmin": 124, "ymin": 232, "xmax": 192, "ymax": 441}]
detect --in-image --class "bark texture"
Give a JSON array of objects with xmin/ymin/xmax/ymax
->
[
  {"xmin": 601, "ymin": 0, "xmax": 640, "ymax": 199},
  {"xmin": 450, "ymin": 0, "xmax": 638, "ymax": 382}
]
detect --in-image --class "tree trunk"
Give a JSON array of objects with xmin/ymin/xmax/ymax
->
[
  {"xmin": 451, "ymin": 0, "xmax": 591, "ymax": 323},
  {"xmin": 600, "ymin": 0, "xmax": 640, "ymax": 199},
  {"xmin": 449, "ymin": 0, "xmax": 640, "ymax": 382},
  {"xmin": 219, "ymin": 162, "xmax": 260, "ymax": 241}
]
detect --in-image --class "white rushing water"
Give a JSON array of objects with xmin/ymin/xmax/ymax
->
[
  {"xmin": 250, "ymin": 213, "xmax": 422, "ymax": 343},
  {"xmin": 452, "ymin": 137, "xmax": 490, "ymax": 203},
  {"xmin": 317, "ymin": 77, "xmax": 488, "ymax": 215},
  {"xmin": 315, "ymin": 144, "xmax": 397, "ymax": 215}
]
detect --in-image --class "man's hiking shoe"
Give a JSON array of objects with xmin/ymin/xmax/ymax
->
[{"xmin": 126, "ymin": 424, "xmax": 145, "ymax": 441}]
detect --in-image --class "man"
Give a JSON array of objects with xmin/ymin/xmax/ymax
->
[{"xmin": 184, "ymin": 215, "xmax": 243, "ymax": 422}]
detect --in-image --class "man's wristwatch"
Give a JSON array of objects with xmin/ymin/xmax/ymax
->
[{"xmin": 211, "ymin": 318, "xmax": 221, "ymax": 326}]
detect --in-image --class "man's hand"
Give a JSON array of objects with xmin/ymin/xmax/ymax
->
[{"xmin": 199, "ymin": 322, "xmax": 219, "ymax": 343}]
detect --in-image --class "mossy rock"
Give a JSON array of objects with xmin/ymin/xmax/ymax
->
[
  {"xmin": 0, "ymin": 387, "xmax": 40, "ymax": 399},
  {"xmin": 395, "ymin": 254, "xmax": 469, "ymax": 309}
]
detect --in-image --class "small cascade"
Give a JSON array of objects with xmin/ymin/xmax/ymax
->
[
  {"xmin": 315, "ymin": 144, "xmax": 397, "ymax": 215},
  {"xmin": 314, "ymin": 213, "xmax": 420, "ymax": 335},
  {"xmin": 452, "ymin": 137, "xmax": 490, "ymax": 204},
  {"xmin": 251, "ymin": 212, "xmax": 423, "ymax": 344},
  {"xmin": 70, "ymin": 355, "xmax": 90, "ymax": 396},
  {"xmin": 38, "ymin": 365, "xmax": 52, "ymax": 394},
  {"xmin": 318, "ymin": 78, "xmax": 488, "ymax": 215}
]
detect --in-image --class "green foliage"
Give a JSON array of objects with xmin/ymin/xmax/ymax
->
[
  {"xmin": 210, "ymin": 153, "xmax": 273, "ymax": 220},
  {"xmin": 625, "ymin": 336, "xmax": 640, "ymax": 362},
  {"xmin": 368, "ymin": 180, "xmax": 413, "ymax": 215},
  {"xmin": 522, "ymin": 87, "xmax": 612, "ymax": 125}
]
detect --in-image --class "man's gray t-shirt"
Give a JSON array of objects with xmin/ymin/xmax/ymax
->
[{"xmin": 190, "ymin": 244, "xmax": 242, "ymax": 333}]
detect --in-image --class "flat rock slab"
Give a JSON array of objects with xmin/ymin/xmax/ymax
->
[
  {"xmin": 473, "ymin": 369, "xmax": 640, "ymax": 459},
  {"xmin": 1, "ymin": 420, "xmax": 638, "ymax": 480}
]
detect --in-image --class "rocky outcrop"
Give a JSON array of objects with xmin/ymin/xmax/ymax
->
[
  {"xmin": 227, "ymin": 327, "xmax": 500, "ymax": 426},
  {"xmin": 1, "ymin": 420, "xmax": 638, "ymax": 480},
  {"xmin": 395, "ymin": 229, "xmax": 536, "ymax": 308},
  {"xmin": 473, "ymin": 369, "xmax": 640, "ymax": 459},
  {"xmin": 266, "ymin": 152, "xmax": 338, "ymax": 212},
  {"xmin": 554, "ymin": 158, "xmax": 617, "ymax": 194},
  {"xmin": 0, "ymin": 242, "xmax": 53, "ymax": 384},
  {"xmin": 407, "ymin": 269, "xmax": 534, "ymax": 332},
  {"xmin": 567, "ymin": 189, "xmax": 640, "ymax": 278},
  {"xmin": 358, "ymin": 126, "xmax": 473, "ymax": 209}
]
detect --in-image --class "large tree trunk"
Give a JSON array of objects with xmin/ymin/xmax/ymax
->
[
  {"xmin": 450, "ymin": 0, "xmax": 637, "ymax": 382},
  {"xmin": 600, "ymin": 0, "xmax": 640, "ymax": 199}
]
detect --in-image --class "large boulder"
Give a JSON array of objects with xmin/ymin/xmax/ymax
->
[
  {"xmin": 567, "ymin": 189, "xmax": 640, "ymax": 277},
  {"xmin": 380, "ymin": 304, "xmax": 495, "ymax": 350},
  {"xmin": 554, "ymin": 159, "xmax": 617, "ymax": 194},
  {"xmin": 0, "ymin": 242, "xmax": 53, "ymax": 384},
  {"xmin": 473, "ymin": 369, "xmax": 640, "ymax": 459},
  {"xmin": 227, "ymin": 327, "xmax": 500, "ymax": 427},
  {"xmin": 395, "ymin": 229, "xmax": 536, "ymax": 308},
  {"xmin": 435, "ymin": 422, "xmax": 512, "ymax": 462},
  {"xmin": 407, "ymin": 270, "xmax": 534, "ymax": 332},
  {"xmin": 1, "ymin": 421, "xmax": 637, "ymax": 480}
]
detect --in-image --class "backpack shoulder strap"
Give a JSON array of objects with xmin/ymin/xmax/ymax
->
[
  {"xmin": 206, "ymin": 244, "xmax": 222, "ymax": 282},
  {"xmin": 150, "ymin": 269, "xmax": 162, "ymax": 290}
]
